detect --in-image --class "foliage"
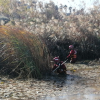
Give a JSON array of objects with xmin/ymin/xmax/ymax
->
[
  {"xmin": 0, "ymin": 0, "xmax": 10, "ymax": 14},
  {"xmin": 1, "ymin": 0, "xmax": 100, "ymax": 65},
  {"xmin": 0, "ymin": 26, "xmax": 51, "ymax": 78}
]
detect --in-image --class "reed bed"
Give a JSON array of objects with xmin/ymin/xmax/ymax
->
[
  {"xmin": 0, "ymin": 0, "xmax": 100, "ymax": 61},
  {"xmin": 13, "ymin": 3, "xmax": 100, "ymax": 60},
  {"xmin": 0, "ymin": 26, "xmax": 51, "ymax": 78}
]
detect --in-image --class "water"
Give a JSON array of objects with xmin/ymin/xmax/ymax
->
[
  {"xmin": 43, "ymin": 94, "xmax": 100, "ymax": 100},
  {"xmin": 1, "ymin": 65, "xmax": 100, "ymax": 100},
  {"xmin": 38, "ymin": 68, "xmax": 100, "ymax": 100}
]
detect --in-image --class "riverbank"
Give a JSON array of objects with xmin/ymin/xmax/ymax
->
[{"xmin": 0, "ymin": 62, "xmax": 100, "ymax": 100}]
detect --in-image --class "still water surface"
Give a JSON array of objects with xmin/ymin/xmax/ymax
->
[{"xmin": 38, "ymin": 68, "xmax": 100, "ymax": 100}]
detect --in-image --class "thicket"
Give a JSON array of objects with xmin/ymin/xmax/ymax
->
[
  {"xmin": 0, "ymin": 26, "xmax": 51, "ymax": 78},
  {"xmin": 1, "ymin": 0, "xmax": 100, "ymax": 78},
  {"xmin": 19, "ymin": 2, "xmax": 100, "ymax": 61},
  {"xmin": 42, "ymin": 11, "xmax": 100, "ymax": 60},
  {"xmin": 6, "ymin": 0, "xmax": 99, "ymax": 61}
]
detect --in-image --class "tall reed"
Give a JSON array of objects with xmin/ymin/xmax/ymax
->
[{"xmin": 0, "ymin": 26, "xmax": 51, "ymax": 78}]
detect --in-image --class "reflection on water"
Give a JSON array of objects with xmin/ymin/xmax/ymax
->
[
  {"xmin": 39, "ymin": 69, "xmax": 100, "ymax": 100},
  {"xmin": 43, "ymin": 94, "xmax": 100, "ymax": 100}
]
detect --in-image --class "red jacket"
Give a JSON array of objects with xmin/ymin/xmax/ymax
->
[
  {"xmin": 53, "ymin": 61, "xmax": 66, "ymax": 70},
  {"xmin": 67, "ymin": 50, "xmax": 77, "ymax": 59}
]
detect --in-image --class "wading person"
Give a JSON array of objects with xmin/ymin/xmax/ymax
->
[
  {"xmin": 52, "ymin": 56, "xmax": 66, "ymax": 75},
  {"xmin": 66, "ymin": 45, "xmax": 77, "ymax": 63}
]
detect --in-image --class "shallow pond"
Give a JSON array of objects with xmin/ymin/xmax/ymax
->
[
  {"xmin": 37, "ymin": 64, "xmax": 100, "ymax": 100},
  {"xmin": 0, "ymin": 63, "xmax": 100, "ymax": 100}
]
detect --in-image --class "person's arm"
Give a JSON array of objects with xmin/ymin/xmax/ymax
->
[
  {"xmin": 67, "ymin": 50, "xmax": 74, "ymax": 58},
  {"xmin": 67, "ymin": 53, "xmax": 71, "ymax": 58}
]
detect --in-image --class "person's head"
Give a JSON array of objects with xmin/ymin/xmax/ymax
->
[
  {"xmin": 53, "ymin": 56, "xmax": 60, "ymax": 63},
  {"xmin": 69, "ymin": 45, "xmax": 74, "ymax": 50}
]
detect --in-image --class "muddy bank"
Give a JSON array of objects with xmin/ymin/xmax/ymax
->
[{"xmin": 0, "ymin": 63, "xmax": 100, "ymax": 100}]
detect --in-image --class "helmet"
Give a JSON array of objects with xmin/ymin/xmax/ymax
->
[
  {"xmin": 53, "ymin": 57, "xmax": 60, "ymax": 63},
  {"xmin": 69, "ymin": 45, "xmax": 74, "ymax": 49}
]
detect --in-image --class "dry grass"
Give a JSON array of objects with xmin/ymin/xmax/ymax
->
[
  {"xmin": 29, "ymin": 5, "xmax": 100, "ymax": 60},
  {"xmin": 10, "ymin": 2, "xmax": 99, "ymax": 60},
  {"xmin": 0, "ymin": 26, "xmax": 51, "ymax": 78},
  {"xmin": 1, "ymin": 1, "xmax": 100, "ymax": 78}
]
